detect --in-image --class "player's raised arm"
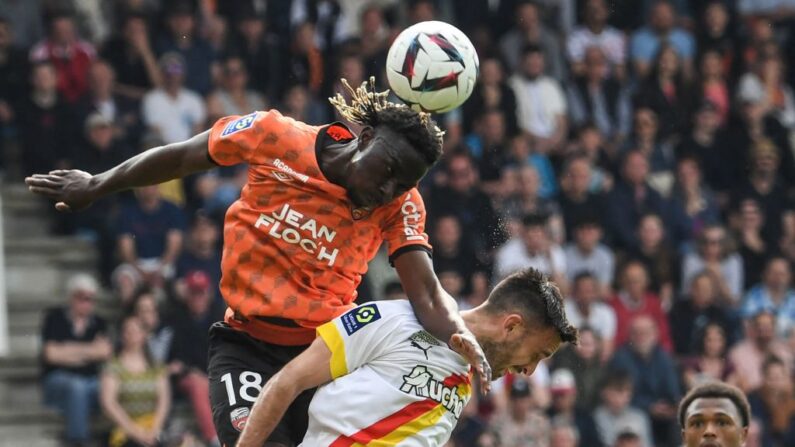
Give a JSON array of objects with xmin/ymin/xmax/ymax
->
[
  {"xmin": 25, "ymin": 129, "xmax": 216, "ymax": 212},
  {"xmin": 393, "ymin": 251, "xmax": 493, "ymax": 392},
  {"xmin": 236, "ymin": 337, "xmax": 333, "ymax": 447}
]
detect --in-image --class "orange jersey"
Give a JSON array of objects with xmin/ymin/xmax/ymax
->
[{"xmin": 208, "ymin": 110, "xmax": 432, "ymax": 345}]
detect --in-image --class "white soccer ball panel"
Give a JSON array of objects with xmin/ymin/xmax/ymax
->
[
  {"xmin": 410, "ymin": 50, "xmax": 432, "ymax": 89},
  {"xmin": 385, "ymin": 20, "xmax": 479, "ymax": 112}
]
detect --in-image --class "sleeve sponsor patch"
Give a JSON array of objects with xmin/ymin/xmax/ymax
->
[
  {"xmin": 340, "ymin": 304, "xmax": 381, "ymax": 335},
  {"xmin": 221, "ymin": 112, "xmax": 258, "ymax": 137}
]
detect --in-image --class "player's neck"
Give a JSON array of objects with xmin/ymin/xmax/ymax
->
[
  {"xmin": 460, "ymin": 308, "xmax": 493, "ymax": 341},
  {"xmin": 318, "ymin": 139, "xmax": 358, "ymax": 187}
]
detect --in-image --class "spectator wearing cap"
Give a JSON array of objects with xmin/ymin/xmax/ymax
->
[
  {"xmin": 629, "ymin": 0, "xmax": 695, "ymax": 79},
  {"xmin": 113, "ymin": 184, "xmax": 186, "ymax": 303},
  {"xmin": 729, "ymin": 311, "xmax": 793, "ymax": 393},
  {"xmin": 564, "ymin": 218, "xmax": 614, "ymax": 294},
  {"xmin": 565, "ymin": 273, "xmax": 617, "ymax": 356},
  {"xmin": 491, "ymin": 378, "xmax": 551, "ymax": 447},
  {"xmin": 509, "ymin": 44, "xmax": 569, "ymax": 155},
  {"xmin": 494, "ymin": 213, "xmax": 568, "ymax": 293},
  {"xmin": 141, "ymin": 52, "xmax": 206, "ymax": 145},
  {"xmin": 100, "ymin": 12, "xmax": 162, "ymax": 101},
  {"xmin": 547, "ymin": 368, "xmax": 603, "ymax": 446},
  {"xmin": 41, "ymin": 274, "xmax": 112, "ymax": 446},
  {"xmin": 155, "ymin": 1, "xmax": 215, "ymax": 95},
  {"xmin": 17, "ymin": 61, "xmax": 76, "ymax": 176},
  {"xmin": 29, "ymin": 11, "xmax": 96, "ymax": 103},
  {"xmin": 73, "ymin": 60, "xmax": 141, "ymax": 148},
  {"xmin": 167, "ymin": 270, "xmax": 224, "ymax": 446},
  {"xmin": 499, "ymin": 0, "xmax": 565, "ymax": 80},
  {"xmin": 593, "ymin": 370, "xmax": 654, "ymax": 447},
  {"xmin": 742, "ymin": 257, "xmax": 795, "ymax": 338},
  {"xmin": 552, "ymin": 327, "xmax": 608, "ymax": 410},
  {"xmin": 669, "ymin": 272, "xmax": 733, "ymax": 356},
  {"xmin": 566, "ymin": 0, "xmax": 626, "ymax": 79}
]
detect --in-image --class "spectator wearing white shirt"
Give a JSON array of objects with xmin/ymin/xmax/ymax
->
[
  {"xmin": 565, "ymin": 216, "xmax": 615, "ymax": 295},
  {"xmin": 564, "ymin": 272, "xmax": 617, "ymax": 358},
  {"xmin": 509, "ymin": 44, "xmax": 568, "ymax": 155},
  {"xmin": 495, "ymin": 213, "xmax": 568, "ymax": 293},
  {"xmin": 141, "ymin": 52, "xmax": 206, "ymax": 145},
  {"xmin": 566, "ymin": 0, "xmax": 627, "ymax": 80}
]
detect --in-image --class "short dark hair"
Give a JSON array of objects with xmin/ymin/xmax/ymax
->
[
  {"xmin": 603, "ymin": 369, "xmax": 633, "ymax": 390},
  {"xmin": 573, "ymin": 271, "xmax": 597, "ymax": 287},
  {"xmin": 330, "ymin": 77, "xmax": 443, "ymax": 166},
  {"xmin": 615, "ymin": 431, "xmax": 641, "ymax": 443},
  {"xmin": 484, "ymin": 268, "xmax": 578, "ymax": 344},
  {"xmin": 762, "ymin": 355, "xmax": 786, "ymax": 375},
  {"xmin": 677, "ymin": 382, "xmax": 751, "ymax": 428},
  {"xmin": 521, "ymin": 43, "xmax": 543, "ymax": 57},
  {"xmin": 521, "ymin": 212, "xmax": 549, "ymax": 228}
]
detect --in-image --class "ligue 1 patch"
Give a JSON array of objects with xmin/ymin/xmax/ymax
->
[
  {"xmin": 222, "ymin": 112, "xmax": 258, "ymax": 137},
  {"xmin": 341, "ymin": 304, "xmax": 381, "ymax": 335},
  {"xmin": 230, "ymin": 407, "xmax": 250, "ymax": 432}
]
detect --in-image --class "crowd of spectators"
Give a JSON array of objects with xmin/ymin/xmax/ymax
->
[{"xmin": 8, "ymin": 0, "xmax": 795, "ymax": 446}]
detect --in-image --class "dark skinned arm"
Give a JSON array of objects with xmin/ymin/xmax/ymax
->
[
  {"xmin": 25, "ymin": 130, "xmax": 216, "ymax": 211},
  {"xmin": 393, "ymin": 250, "xmax": 492, "ymax": 392},
  {"xmin": 236, "ymin": 337, "xmax": 333, "ymax": 447}
]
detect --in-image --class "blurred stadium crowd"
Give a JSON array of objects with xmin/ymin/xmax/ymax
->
[{"xmin": 2, "ymin": 0, "xmax": 795, "ymax": 446}]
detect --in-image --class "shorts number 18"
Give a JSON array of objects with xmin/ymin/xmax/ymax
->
[{"xmin": 221, "ymin": 371, "xmax": 263, "ymax": 406}]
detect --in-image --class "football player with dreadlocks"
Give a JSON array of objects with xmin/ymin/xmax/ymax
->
[{"xmin": 26, "ymin": 78, "xmax": 492, "ymax": 446}]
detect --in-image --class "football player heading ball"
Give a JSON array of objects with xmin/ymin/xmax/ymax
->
[{"xmin": 26, "ymin": 77, "xmax": 489, "ymax": 446}]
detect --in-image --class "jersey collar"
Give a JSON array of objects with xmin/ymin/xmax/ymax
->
[{"xmin": 314, "ymin": 122, "xmax": 374, "ymax": 220}]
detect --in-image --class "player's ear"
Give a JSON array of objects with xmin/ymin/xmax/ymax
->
[
  {"xmin": 503, "ymin": 314, "xmax": 524, "ymax": 340},
  {"xmin": 357, "ymin": 126, "xmax": 375, "ymax": 151}
]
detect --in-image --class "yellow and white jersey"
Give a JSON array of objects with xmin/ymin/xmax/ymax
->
[{"xmin": 302, "ymin": 300, "xmax": 472, "ymax": 447}]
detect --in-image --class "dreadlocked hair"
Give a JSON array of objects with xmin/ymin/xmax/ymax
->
[{"xmin": 329, "ymin": 76, "xmax": 444, "ymax": 165}]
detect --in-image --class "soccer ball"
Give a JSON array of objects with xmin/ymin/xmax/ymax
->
[{"xmin": 386, "ymin": 21, "xmax": 479, "ymax": 113}]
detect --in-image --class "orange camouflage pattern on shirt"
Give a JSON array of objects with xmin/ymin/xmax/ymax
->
[{"xmin": 208, "ymin": 110, "xmax": 432, "ymax": 344}]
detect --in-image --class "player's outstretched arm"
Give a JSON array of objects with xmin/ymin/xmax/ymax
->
[
  {"xmin": 25, "ymin": 130, "xmax": 216, "ymax": 212},
  {"xmin": 236, "ymin": 337, "xmax": 333, "ymax": 447},
  {"xmin": 393, "ymin": 250, "xmax": 493, "ymax": 393}
]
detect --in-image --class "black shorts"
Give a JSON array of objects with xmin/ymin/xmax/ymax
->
[{"xmin": 208, "ymin": 322, "xmax": 314, "ymax": 447}]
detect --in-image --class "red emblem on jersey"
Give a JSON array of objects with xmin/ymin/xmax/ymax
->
[
  {"xmin": 327, "ymin": 124, "xmax": 354, "ymax": 142},
  {"xmin": 230, "ymin": 407, "xmax": 250, "ymax": 432}
]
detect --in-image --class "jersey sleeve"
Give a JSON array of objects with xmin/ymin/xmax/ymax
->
[
  {"xmin": 381, "ymin": 189, "xmax": 433, "ymax": 265},
  {"xmin": 315, "ymin": 302, "xmax": 405, "ymax": 379},
  {"xmin": 207, "ymin": 109, "xmax": 288, "ymax": 166}
]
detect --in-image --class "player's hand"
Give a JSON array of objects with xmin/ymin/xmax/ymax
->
[
  {"xmin": 25, "ymin": 170, "xmax": 96, "ymax": 212},
  {"xmin": 450, "ymin": 330, "xmax": 492, "ymax": 394}
]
